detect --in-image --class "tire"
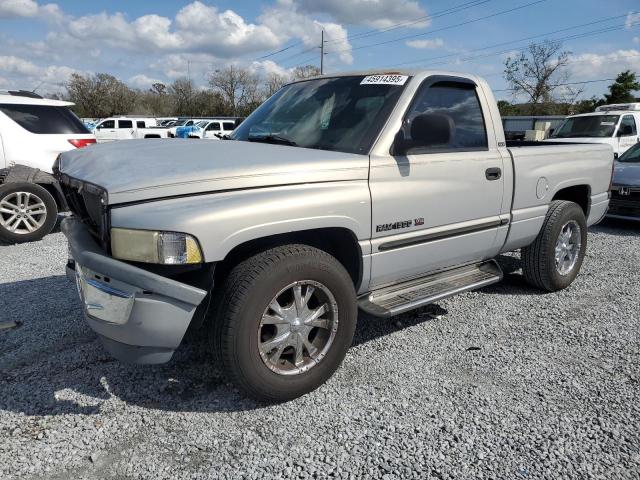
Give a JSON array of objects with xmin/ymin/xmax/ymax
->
[
  {"xmin": 211, "ymin": 244, "xmax": 357, "ymax": 402},
  {"xmin": 0, "ymin": 182, "xmax": 58, "ymax": 244},
  {"xmin": 522, "ymin": 200, "xmax": 587, "ymax": 292}
]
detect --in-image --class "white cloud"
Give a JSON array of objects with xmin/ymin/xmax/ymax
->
[
  {"xmin": 0, "ymin": 55, "xmax": 41, "ymax": 76},
  {"xmin": 406, "ymin": 38, "xmax": 444, "ymax": 49},
  {"xmin": 128, "ymin": 73, "xmax": 163, "ymax": 89},
  {"xmin": 0, "ymin": 0, "xmax": 38, "ymax": 18},
  {"xmin": 260, "ymin": 0, "xmax": 353, "ymax": 65},
  {"xmin": 0, "ymin": 54, "xmax": 82, "ymax": 91},
  {"xmin": 569, "ymin": 49, "xmax": 640, "ymax": 78},
  {"xmin": 0, "ymin": 0, "xmax": 62, "ymax": 22},
  {"xmin": 63, "ymin": 1, "xmax": 282, "ymax": 58},
  {"xmin": 298, "ymin": 0, "xmax": 428, "ymax": 29},
  {"xmin": 626, "ymin": 12, "xmax": 640, "ymax": 29},
  {"xmin": 634, "ymin": 37, "xmax": 639, "ymax": 45}
]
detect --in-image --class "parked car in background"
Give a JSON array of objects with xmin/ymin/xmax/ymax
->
[
  {"xmin": 547, "ymin": 103, "xmax": 640, "ymax": 158},
  {"xmin": 168, "ymin": 119, "xmax": 196, "ymax": 138},
  {"xmin": 93, "ymin": 117, "xmax": 170, "ymax": 141},
  {"xmin": 188, "ymin": 119, "xmax": 237, "ymax": 139},
  {"xmin": 608, "ymin": 142, "xmax": 640, "ymax": 221},
  {"xmin": 502, "ymin": 115, "xmax": 566, "ymax": 141},
  {"xmin": 0, "ymin": 90, "xmax": 95, "ymax": 243},
  {"xmin": 58, "ymin": 69, "xmax": 612, "ymax": 401}
]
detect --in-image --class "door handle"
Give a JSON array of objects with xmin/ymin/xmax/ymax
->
[{"xmin": 485, "ymin": 167, "xmax": 502, "ymax": 180}]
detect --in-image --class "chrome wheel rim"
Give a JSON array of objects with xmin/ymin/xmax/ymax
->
[
  {"xmin": 258, "ymin": 280, "xmax": 339, "ymax": 376},
  {"xmin": 0, "ymin": 191, "xmax": 47, "ymax": 235},
  {"xmin": 555, "ymin": 220, "xmax": 581, "ymax": 276}
]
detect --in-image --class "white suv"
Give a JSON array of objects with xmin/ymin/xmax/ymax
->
[{"xmin": 0, "ymin": 90, "xmax": 95, "ymax": 243}]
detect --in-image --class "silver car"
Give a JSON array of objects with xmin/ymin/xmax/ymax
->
[{"xmin": 608, "ymin": 142, "xmax": 640, "ymax": 221}]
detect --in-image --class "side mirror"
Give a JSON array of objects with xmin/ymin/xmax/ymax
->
[
  {"xmin": 618, "ymin": 125, "xmax": 633, "ymax": 137},
  {"xmin": 393, "ymin": 113, "xmax": 454, "ymax": 155},
  {"xmin": 548, "ymin": 128, "xmax": 555, "ymax": 137}
]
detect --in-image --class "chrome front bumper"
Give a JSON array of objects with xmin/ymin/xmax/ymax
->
[{"xmin": 62, "ymin": 217, "xmax": 209, "ymax": 364}]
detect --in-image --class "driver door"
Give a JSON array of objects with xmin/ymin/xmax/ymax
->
[
  {"xmin": 369, "ymin": 78, "xmax": 506, "ymax": 288},
  {"xmin": 95, "ymin": 120, "xmax": 116, "ymax": 142},
  {"xmin": 617, "ymin": 115, "xmax": 639, "ymax": 156}
]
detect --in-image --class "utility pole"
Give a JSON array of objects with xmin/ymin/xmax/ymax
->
[{"xmin": 320, "ymin": 30, "xmax": 324, "ymax": 75}]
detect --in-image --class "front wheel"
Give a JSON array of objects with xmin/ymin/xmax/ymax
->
[
  {"xmin": 0, "ymin": 182, "xmax": 58, "ymax": 243},
  {"xmin": 211, "ymin": 245, "xmax": 357, "ymax": 402},
  {"xmin": 522, "ymin": 200, "xmax": 587, "ymax": 292}
]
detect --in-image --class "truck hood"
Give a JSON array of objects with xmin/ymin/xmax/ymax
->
[
  {"xmin": 613, "ymin": 161, "xmax": 640, "ymax": 187},
  {"xmin": 59, "ymin": 139, "xmax": 369, "ymax": 205}
]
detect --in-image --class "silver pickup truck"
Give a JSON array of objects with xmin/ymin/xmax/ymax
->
[{"xmin": 56, "ymin": 70, "xmax": 613, "ymax": 401}]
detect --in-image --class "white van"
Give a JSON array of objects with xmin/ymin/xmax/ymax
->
[
  {"xmin": 547, "ymin": 103, "xmax": 640, "ymax": 157},
  {"xmin": 94, "ymin": 117, "xmax": 169, "ymax": 142}
]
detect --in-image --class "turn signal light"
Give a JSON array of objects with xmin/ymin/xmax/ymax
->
[{"xmin": 68, "ymin": 139, "xmax": 97, "ymax": 148}]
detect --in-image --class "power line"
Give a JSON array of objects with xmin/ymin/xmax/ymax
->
[
  {"xmin": 385, "ymin": 12, "xmax": 632, "ymax": 68},
  {"xmin": 259, "ymin": 0, "xmax": 497, "ymax": 67},
  {"xmin": 324, "ymin": 0, "xmax": 495, "ymax": 45},
  {"xmin": 326, "ymin": 0, "xmax": 547, "ymax": 56},
  {"xmin": 493, "ymin": 78, "xmax": 618, "ymax": 92}
]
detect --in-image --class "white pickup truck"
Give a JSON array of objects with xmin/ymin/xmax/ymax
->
[
  {"xmin": 93, "ymin": 117, "xmax": 170, "ymax": 142},
  {"xmin": 547, "ymin": 103, "xmax": 640, "ymax": 158},
  {"xmin": 57, "ymin": 70, "xmax": 613, "ymax": 401}
]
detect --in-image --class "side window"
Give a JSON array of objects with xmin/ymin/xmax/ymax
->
[
  {"xmin": 620, "ymin": 115, "xmax": 637, "ymax": 136},
  {"xmin": 99, "ymin": 120, "xmax": 115, "ymax": 129},
  {"xmin": 223, "ymin": 121, "xmax": 235, "ymax": 131},
  {"xmin": 404, "ymin": 81, "xmax": 488, "ymax": 152},
  {"xmin": 136, "ymin": 121, "xmax": 145, "ymax": 128},
  {"xmin": 118, "ymin": 120, "xmax": 133, "ymax": 129},
  {"xmin": 207, "ymin": 122, "xmax": 221, "ymax": 131}
]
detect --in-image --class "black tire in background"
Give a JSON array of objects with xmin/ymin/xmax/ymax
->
[
  {"xmin": 522, "ymin": 200, "xmax": 587, "ymax": 292},
  {"xmin": 0, "ymin": 182, "xmax": 58, "ymax": 244},
  {"xmin": 211, "ymin": 244, "xmax": 357, "ymax": 402}
]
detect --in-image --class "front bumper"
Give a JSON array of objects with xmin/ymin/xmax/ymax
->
[{"xmin": 62, "ymin": 217, "xmax": 209, "ymax": 364}]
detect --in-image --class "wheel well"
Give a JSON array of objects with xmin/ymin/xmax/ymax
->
[
  {"xmin": 38, "ymin": 183, "xmax": 65, "ymax": 211},
  {"xmin": 214, "ymin": 228, "xmax": 362, "ymax": 289},
  {"xmin": 552, "ymin": 185, "xmax": 590, "ymax": 215}
]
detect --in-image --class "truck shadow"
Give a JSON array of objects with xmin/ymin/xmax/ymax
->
[
  {"xmin": 0, "ymin": 275, "xmax": 447, "ymax": 416},
  {"xmin": 591, "ymin": 218, "xmax": 639, "ymax": 237}
]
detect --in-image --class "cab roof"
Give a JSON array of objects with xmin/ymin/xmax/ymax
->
[{"xmin": 288, "ymin": 69, "xmax": 482, "ymax": 85}]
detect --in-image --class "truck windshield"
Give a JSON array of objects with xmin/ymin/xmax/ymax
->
[
  {"xmin": 230, "ymin": 75, "xmax": 409, "ymax": 154},
  {"xmin": 618, "ymin": 143, "xmax": 640, "ymax": 163},
  {"xmin": 552, "ymin": 115, "xmax": 619, "ymax": 138}
]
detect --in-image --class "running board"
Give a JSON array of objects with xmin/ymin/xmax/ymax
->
[{"xmin": 358, "ymin": 260, "xmax": 503, "ymax": 318}]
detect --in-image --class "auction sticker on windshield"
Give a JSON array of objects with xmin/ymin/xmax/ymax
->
[{"xmin": 361, "ymin": 74, "xmax": 409, "ymax": 86}]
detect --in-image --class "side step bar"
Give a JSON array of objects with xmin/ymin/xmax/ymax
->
[{"xmin": 358, "ymin": 260, "xmax": 503, "ymax": 318}]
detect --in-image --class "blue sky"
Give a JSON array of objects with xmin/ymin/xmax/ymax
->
[{"xmin": 0, "ymin": 0, "xmax": 638, "ymax": 100}]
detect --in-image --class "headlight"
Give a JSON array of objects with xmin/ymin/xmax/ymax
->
[{"xmin": 111, "ymin": 228, "xmax": 203, "ymax": 264}]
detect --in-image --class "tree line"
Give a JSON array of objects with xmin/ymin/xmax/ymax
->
[
  {"xmin": 499, "ymin": 40, "xmax": 640, "ymax": 116},
  {"xmin": 61, "ymin": 40, "xmax": 638, "ymax": 119},
  {"xmin": 64, "ymin": 65, "xmax": 321, "ymax": 119}
]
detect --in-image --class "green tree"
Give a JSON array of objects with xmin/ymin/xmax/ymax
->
[
  {"xmin": 67, "ymin": 73, "xmax": 136, "ymax": 117},
  {"xmin": 504, "ymin": 40, "xmax": 571, "ymax": 115},
  {"xmin": 604, "ymin": 71, "xmax": 640, "ymax": 104}
]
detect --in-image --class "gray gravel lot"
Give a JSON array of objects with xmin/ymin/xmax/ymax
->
[{"xmin": 0, "ymin": 220, "xmax": 639, "ymax": 479}]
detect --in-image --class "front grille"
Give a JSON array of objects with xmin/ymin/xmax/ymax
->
[
  {"xmin": 58, "ymin": 175, "xmax": 109, "ymax": 248},
  {"xmin": 608, "ymin": 191, "xmax": 640, "ymax": 218}
]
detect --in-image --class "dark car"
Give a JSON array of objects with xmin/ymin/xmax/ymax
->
[{"xmin": 608, "ymin": 142, "xmax": 640, "ymax": 221}]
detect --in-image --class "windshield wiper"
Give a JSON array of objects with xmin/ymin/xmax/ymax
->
[{"xmin": 247, "ymin": 134, "xmax": 297, "ymax": 146}]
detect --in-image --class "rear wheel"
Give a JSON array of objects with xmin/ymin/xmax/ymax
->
[
  {"xmin": 522, "ymin": 200, "xmax": 587, "ymax": 292},
  {"xmin": 0, "ymin": 182, "xmax": 57, "ymax": 243},
  {"xmin": 211, "ymin": 244, "xmax": 357, "ymax": 402}
]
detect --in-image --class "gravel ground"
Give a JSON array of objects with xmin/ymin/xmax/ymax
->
[{"xmin": 0, "ymin": 219, "xmax": 639, "ymax": 479}]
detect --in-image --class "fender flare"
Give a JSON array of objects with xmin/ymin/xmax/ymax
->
[{"xmin": 0, "ymin": 164, "xmax": 67, "ymax": 210}]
